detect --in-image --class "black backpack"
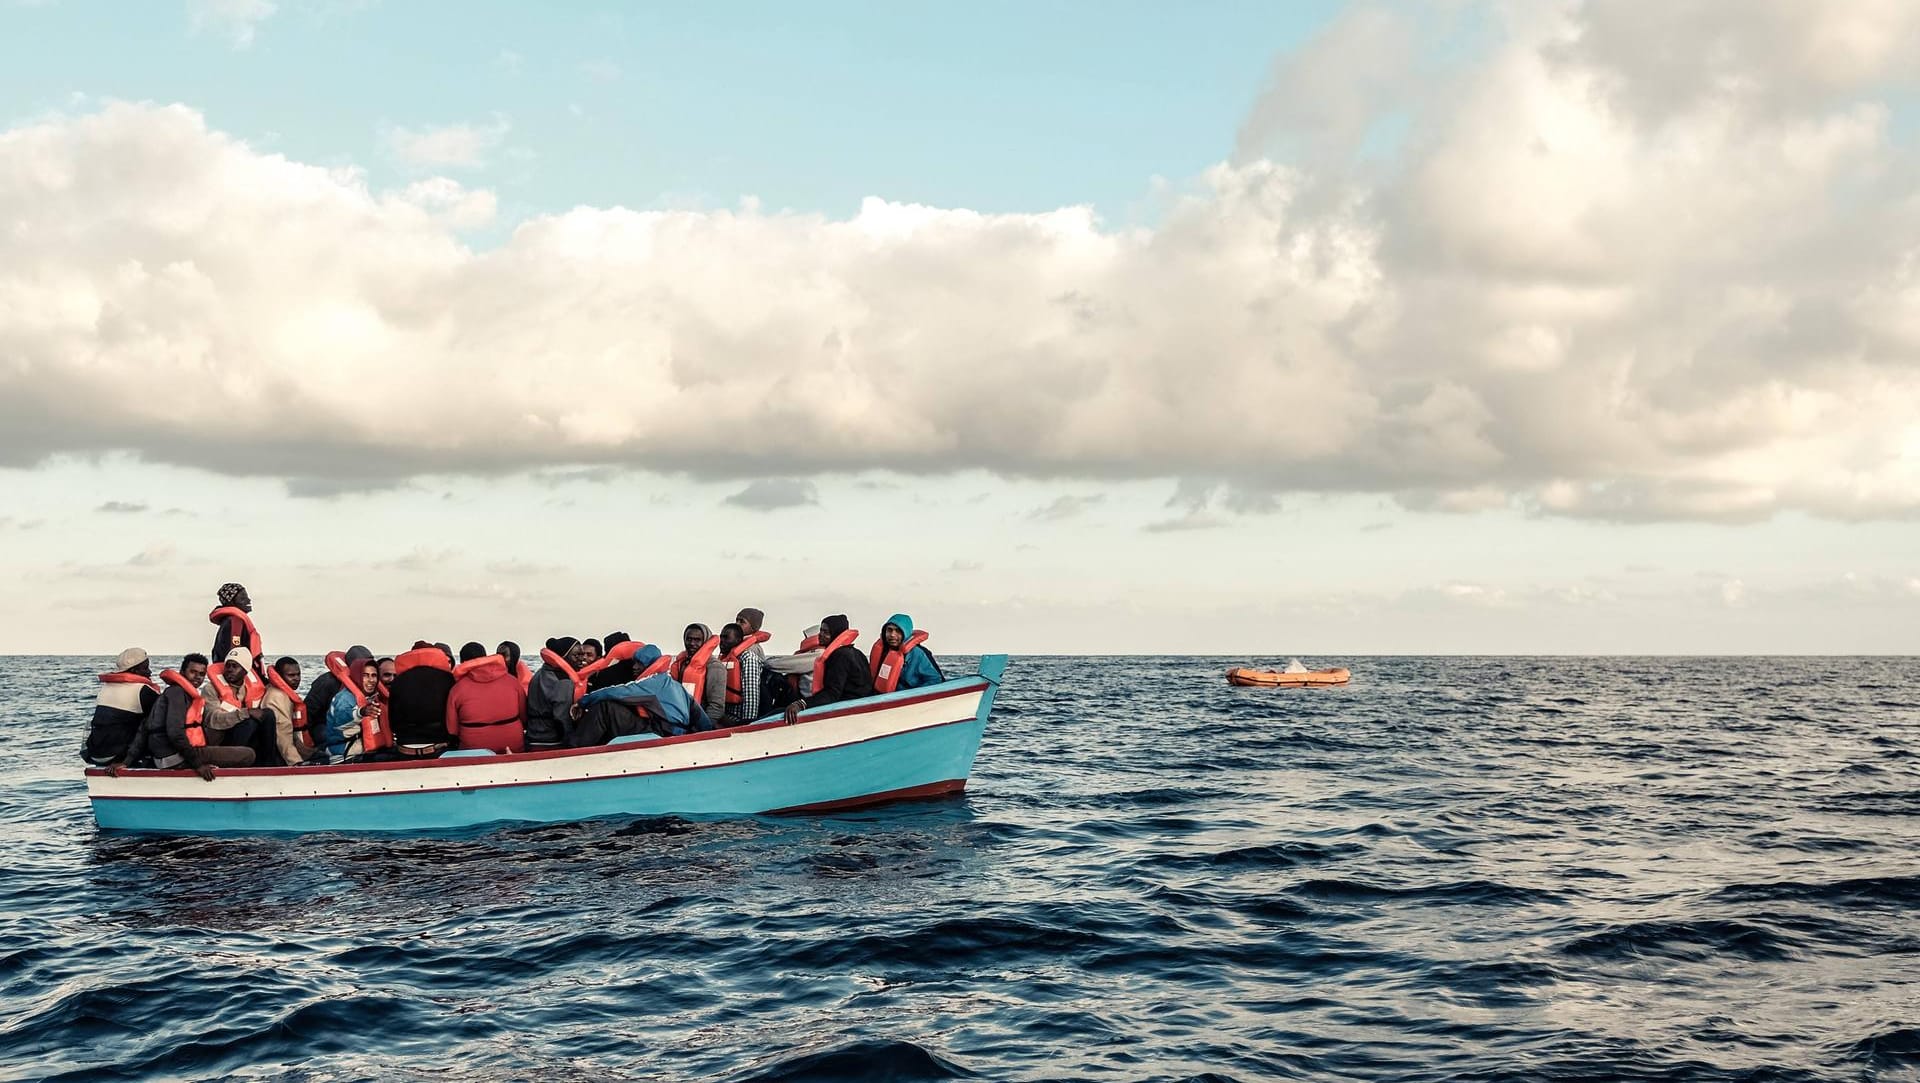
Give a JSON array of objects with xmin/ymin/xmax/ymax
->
[{"xmin": 759, "ymin": 667, "xmax": 797, "ymax": 713}]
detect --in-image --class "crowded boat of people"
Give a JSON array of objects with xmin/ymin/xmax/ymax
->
[{"xmin": 83, "ymin": 583, "xmax": 945, "ymax": 780}]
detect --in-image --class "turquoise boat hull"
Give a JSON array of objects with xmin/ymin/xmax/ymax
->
[{"xmin": 87, "ymin": 656, "xmax": 1005, "ymax": 836}]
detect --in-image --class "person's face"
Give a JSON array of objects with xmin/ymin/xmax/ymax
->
[
  {"xmin": 131, "ymin": 660, "xmax": 152, "ymax": 678},
  {"xmin": 278, "ymin": 661, "xmax": 301, "ymax": 689},
  {"xmin": 683, "ymin": 627, "xmax": 706, "ymax": 653},
  {"xmin": 883, "ymin": 624, "xmax": 903, "ymax": 650},
  {"xmin": 234, "ymin": 588, "xmax": 252, "ymax": 612},
  {"xmin": 378, "ymin": 660, "xmax": 396, "ymax": 686},
  {"xmin": 224, "ymin": 660, "xmax": 246, "ymax": 684},
  {"xmin": 360, "ymin": 666, "xmax": 380, "ymax": 694},
  {"xmin": 735, "ymin": 611, "xmax": 756, "ymax": 634},
  {"xmin": 582, "ymin": 642, "xmax": 601, "ymax": 664},
  {"xmin": 183, "ymin": 660, "xmax": 208, "ymax": 684},
  {"xmin": 719, "ymin": 627, "xmax": 742, "ymax": 653}
]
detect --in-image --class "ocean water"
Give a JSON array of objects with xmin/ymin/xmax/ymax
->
[{"xmin": 2, "ymin": 654, "xmax": 1917, "ymax": 1082}]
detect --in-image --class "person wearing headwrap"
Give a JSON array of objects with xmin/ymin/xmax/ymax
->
[
  {"xmin": 782, "ymin": 614, "xmax": 874, "ymax": 723},
  {"xmin": 524, "ymin": 636, "xmax": 579, "ymax": 751},
  {"xmin": 209, "ymin": 583, "xmax": 260, "ymax": 668}
]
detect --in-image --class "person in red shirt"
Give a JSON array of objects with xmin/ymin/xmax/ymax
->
[{"xmin": 445, "ymin": 641, "xmax": 527, "ymax": 754}]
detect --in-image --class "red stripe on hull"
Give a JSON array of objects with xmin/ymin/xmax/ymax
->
[{"xmin": 772, "ymin": 778, "xmax": 967, "ymax": 814}]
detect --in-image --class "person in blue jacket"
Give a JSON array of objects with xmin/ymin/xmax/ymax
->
[
  {"xmin": 881, "ymin": 613, "xmax": 944, "ymax": 689},
  {"xmin": 572, "ymin": 644, "xmax": 718, "ymax": 739}
]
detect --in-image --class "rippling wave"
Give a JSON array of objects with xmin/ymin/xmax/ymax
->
[{"xmin": 2, "ymin": 655, "xmax": 1916, "ymax": 1080}]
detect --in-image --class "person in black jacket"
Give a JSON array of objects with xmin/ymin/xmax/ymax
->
[
  {"xmin": 783, "ymin": 614, "xmax": 873, "ymax": 723},
  {"xmin": 83, "ymin": 648, "xmax": 160, "ymax": 766},
  {"xmin": 386, "ymin": 644, "xmax": 456, "ymax": 755}
]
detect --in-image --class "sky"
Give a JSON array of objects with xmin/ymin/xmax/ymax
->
[{"xmin": 3, "ymin": 0, "xmax": 1919, "ymax": 657}]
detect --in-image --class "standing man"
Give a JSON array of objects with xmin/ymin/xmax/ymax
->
[{"xmin": 209, "ymin": 582, "xmax": 262, "ymax": 667}]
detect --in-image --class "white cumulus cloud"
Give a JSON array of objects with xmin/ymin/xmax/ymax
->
[
  {"xmin": 5, "ymin": 1, "xmax": 1920, "ymax": 523},
  {"xmin": 383, "ymin": 114, "xmax": 511, "ymax": 170},
  {"xmin": 188, "ymin": 0, "xmax": 276, "ymax": 49}
]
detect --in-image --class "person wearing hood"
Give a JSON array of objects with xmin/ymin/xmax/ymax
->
[
  {"xmin": 877, "ymin": 613, "xmax": 944, "ymax": 690},
  {"xmin": 669, "ymin": 624, "xmax": 721, "ymax": 706},
  {"xmin": 304, "ymin": 645, "xmax": 371, "ymax": 726},
  {"xmin": 497, "ymin": 641, "xmax": 533, "ymax": 691},
  {"xmin": 322, "ymin": 657, "xmax": 382, "ymax": 761},
  {"xmin": 524, "ymin": 637, "xmax": 579, "ymax": 751},
  {"xmin": 84, "ymin": 648, "xmax": 160, "ymax": 766},
  {"xmin": 782, "ymin": 614, "xmax": 874, "ymax": 723},
  {"xmin": 446, "ymin": 642, "xmax": 527, "ymax": 753}
]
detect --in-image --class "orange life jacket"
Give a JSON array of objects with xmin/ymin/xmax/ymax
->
[
  {"xmin": 206, "ymin": 665, "xmax": 265, "ymax": 711},
  {"xmin": 262, "ymin": 664, "xmax": 314, "ymax": 751},
  {"xmin": 868, "ymin": 630, "xmax": 930, "ymax": 694},
  {"xmin": 797, "ymin": 631, "xmax": 821, "ymax": 652},
  {"xmin": 159, "ymin": 668, "xmax": 207, "ymax": 748},
  {"xmin": 394, "ymin": 646, "xmax": 452, "ymax": 677},
  {"xmin": 722, "ymin": 631, "xmax": 772, "ymax": 704},
  {"xmin": 546, "ymin": 640, "xmax": 650, "ymax": 701},
  {"xmin": 324, "ymin": 651, "xmax": 391, "ymax": 754},
  {"xmin": 99, "ymin": 672, "xmax": 160, "ymax": 690},
  {"xmin": 450, "ymin": 654, "xmax": 524, "ymax": 733},
  {"xmin": 670, "ymin": 637, "xmax": 722, "ymax": 704},
  {"xmin": 208, "ymin": 605, "xmax": 263, "ymax": 664},
  {"xmin": 810, "ymin": 628, "xmax": 860, "ymax": 693}
]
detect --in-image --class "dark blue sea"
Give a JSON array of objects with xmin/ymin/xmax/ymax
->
[{"xmin": 3, "ymin": 655, "xmax": 1917, "ymax": 1082}]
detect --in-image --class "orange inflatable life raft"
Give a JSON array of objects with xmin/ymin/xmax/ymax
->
[{"xmin": 1226, "ymin": 666, "xmax": 1350, "ymax": 688}]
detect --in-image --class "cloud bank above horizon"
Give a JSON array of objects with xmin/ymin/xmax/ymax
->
[{"xmin": 5, "ymin": 1, "xmax": 1920, "ymax": 524}]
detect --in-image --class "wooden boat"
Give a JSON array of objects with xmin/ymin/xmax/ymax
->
[
  {"xmin": 1226, "ymin": 665, "xmax": 1349, "ymax": 688},
  {"xmin": 86, "ymin": 656, "xmax": 1006, "ymax": 835}
]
